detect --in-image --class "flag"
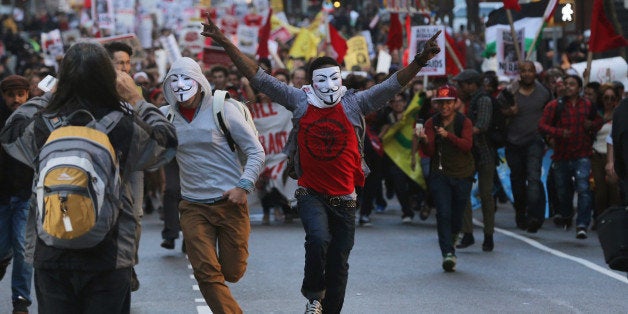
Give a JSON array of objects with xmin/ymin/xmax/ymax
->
[
  {"xmin": 289, "ymin": 28, "xmax": 321, "ymax": 62},
  {"xmin": 484, "ymin": 0, "xmax": 555, "ymax": 57},
  {"xmin": 589, "ymin": 0, "xmax": 628, "ymax": 53},
  {"xmin": 405, "ymin": 13, "xmax": 412, "ymax": 48},
  {"xmin": 328, "ymin": 23, "xmax": 347, "ymax": 64},
  {"xmin": 257, "ymin": 8, "xmax": 273, "ymax": 58},
  {"xmin": 502, "ymin": 0, "xmax": 521, "ymax": 11},
  {"xmin": 382, "ymin": 93, "xmax": 426, "ymax": 189},
  {"xmin": 387, "ymin": 12, "xmax": 403, "ymax": 52},
  {"xmin": 445, "ymin": 31, "xmax": 465, "ymax": 76}
]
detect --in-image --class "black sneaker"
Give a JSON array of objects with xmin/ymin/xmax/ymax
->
[
  {"xmin": 161, "ymin": 239, "xmax": 175, "ymax": 250},
  {"xmin": 482, "ymin": 234, "xmax": 494, "ymax": 252},
  {"xmin": 12, "ymin": 296, "xmax": 30, "ymax": 314},
  {"xmin": 0, "ymin": 257, "xmax": 11, "ymax": 281},
  {"xmin": 526, "ymin": 218, "xmax": 542, "ymax": 233},
  {"xmin": 515, "ymin": 212, "xmax": 527, "ymax": 230},
  {"xmin": 419, "ymin": 205, "xmax": 430, "ymax": 221},
  {"xmin": 576, "ymin": 227, "xmax": 588, "ymax": 239},
  {"xmin": 456, "ymin": 233, "xmax": 475, "ymax": 249},
  {"xmin": 358, "ymin": 216, "xmax": 372, "ymax": 227}
]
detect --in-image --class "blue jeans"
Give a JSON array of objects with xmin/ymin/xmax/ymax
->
[
  {"xmin": 429, "ymin": 171, "xmax": 473, "ymax": 257},
  {"xmin": 0, "ymin": 196, "xmax": 33, "ymax": 304},
  {"xmin": 505, "ymin": 139, "xmax": 547, "ymax": 222},
  {"xmin": 552, "ymin": 158, "xmax": 593, "ymax": 228},
  {"xmin": 297, "ymin": 193, "xmax": 355, "ymax": 314}
]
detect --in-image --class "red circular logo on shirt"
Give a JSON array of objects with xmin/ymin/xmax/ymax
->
[{"xmin": 304, "ymin": 118, "xmax": 348, "ymax": 161}]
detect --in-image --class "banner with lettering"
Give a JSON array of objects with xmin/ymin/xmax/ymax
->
[
  {"xmin": 344, "ymin": 35, "xmax": 371, "ymax": 71},
  {"xmin": 408, "ymin": 25, "xmax": 446, "ymax": 76},
  {"xmin": 41, "ymin": 29, "xmax": 64, "ymax": 67},
  {"xmin": 249, "ymin": 101, "xmax": 298, "ymax": 203},
  {"xmin": 496, "ymin": 28, "xmax": 525, "ymax": 78}
]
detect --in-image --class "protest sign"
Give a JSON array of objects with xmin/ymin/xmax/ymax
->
[{"xmin": 409, "ymin": 25, "xmax": 446, "ymax": 76}]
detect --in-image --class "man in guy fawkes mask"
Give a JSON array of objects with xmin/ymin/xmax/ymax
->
[
  {"xmin": 202, "ymin": 17, "xmax": 441, "ymax": 314},
  {"xmin": 160, "ymin": 57, "xmax": 265, "ymax": 314}
]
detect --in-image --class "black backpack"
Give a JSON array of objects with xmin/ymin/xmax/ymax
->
[{"xmin": 470, "ymin": 91, "xmax": 507, "ymax": 148}]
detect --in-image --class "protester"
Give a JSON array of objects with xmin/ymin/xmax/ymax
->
[
  {"xmin": 104, "ymin": 41, "xmax": 144, "ymax": 292},
  {"xmin": 499, "ymin": 61, "xmax": 552, "ymax": 232},
  {"xmin": 201, "ymin": 16, "xmax": 441, "ymax": 314},
  {"xmin": 0, "ymin": 42, "xmax": 177, "ymax": 313},
  {"xmin": 453, "ymin": 69, "xmax": 496, "ymax": 252},
  {"xmin": 0, "ymin": 74, "xmax": 33, "ymax": 314},
  {"xmin": 160, "ymin": 56, "xmax": 264, "ymax": 313},
  {"xmin": 539, "ymin": 74, "xmax": 603, "ymax": 239},
  {"xmin": 417, "ymin": 85, "xmax": 475, "ymax": 272}
]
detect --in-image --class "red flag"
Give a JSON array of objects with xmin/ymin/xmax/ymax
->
[
  {"xmin": 256, "ymin": 8, "xmax": 273, "ymax": 58},
  {"xmin": 445, "ymin": 31, "xmax": 465, "ymax": 76},
  {"xmin": 328, "ymin": 23, "xmax": 347, "ymax": 64},
  {"xmin": 589, "ymin": 0, "xmax": 628, "ymax": 53},
  {"xmin": 503, "ymin": 0, "xmax": 521, "ymax": 11},
  {"xmin": 387, "ymin": 13, "xmax": 403, "ymax": 52}
]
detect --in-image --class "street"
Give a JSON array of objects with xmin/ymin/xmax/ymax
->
[{"xmin": 1, "ymin": 200, "xmax": 627, "ymax": 313}]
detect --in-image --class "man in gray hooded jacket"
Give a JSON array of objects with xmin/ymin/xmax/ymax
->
[{"xmin": 160, "ymin": 57, "xmax": 264, "ymax": 314}]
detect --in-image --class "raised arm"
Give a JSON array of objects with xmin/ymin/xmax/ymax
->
[
  {"xmin": 201, "ymin": 16, "xmax": 258, "ymax": 80},
  {"xmin": 396, "ymin": 31, "xmax": 442, "ymax": 87}
]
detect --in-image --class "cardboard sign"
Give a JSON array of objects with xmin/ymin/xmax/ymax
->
[{"xmin": 409, "ymin": 25, "xmax": 446, "ymax": 76}]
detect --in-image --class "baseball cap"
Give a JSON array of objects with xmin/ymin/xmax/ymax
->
[
  {"xmin": 432, "ymin": 85, "xmax": 457, "ymax": 101},
  {"xmin": 0, "ymin": 75, "xmax": 29, "ymax": 93}
]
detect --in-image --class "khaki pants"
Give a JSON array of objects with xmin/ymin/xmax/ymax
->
[{"xmin": 179, "ymin": 199, "xmax": 250, "ymax": 314}]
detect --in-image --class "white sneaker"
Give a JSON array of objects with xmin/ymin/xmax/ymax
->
[
  {"xmin": 402, "ymin": 216, "xmax": 413, "ymax": 224},
  {"xmin": 305, "ymin": 299, "xmax": 323, "ymax": 314}
]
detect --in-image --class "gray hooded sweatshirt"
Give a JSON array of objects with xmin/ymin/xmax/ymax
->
[{"xmin": 161, "ymin": 57, "xmax": 264, "ymax": 202}]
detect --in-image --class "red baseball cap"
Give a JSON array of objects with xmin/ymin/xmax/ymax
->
[{"xmin": 432, "ymin": 85, "xmax": 457, "ymax": 101}]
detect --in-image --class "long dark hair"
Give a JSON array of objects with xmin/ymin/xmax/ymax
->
[{"xmin": 46, "ymin": 42, "xmax": 128, "ymax": 115}]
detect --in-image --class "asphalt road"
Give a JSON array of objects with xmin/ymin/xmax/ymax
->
[{"xmin": 2, "ymin": 199, "xmax": 627, "ymax": 313}]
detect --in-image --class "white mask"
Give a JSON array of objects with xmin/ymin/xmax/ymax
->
[
  {"xmin": 169, "ymin": 74, "xmax": 199, "ymax": 103},
  {"xmin": 312, "ymin": 66, "xmax": 343, "ymax": 106}
]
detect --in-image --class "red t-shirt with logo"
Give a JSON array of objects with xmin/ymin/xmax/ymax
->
[{"xmin": 297, "ymin": 104, "xmax": 363, "ymax": 196}]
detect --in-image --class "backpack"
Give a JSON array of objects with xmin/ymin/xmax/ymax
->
[
  {"xmin": 212, "ymin": 90, "xmax": 259, "ymax": 164},
  {"xmin": 36, "ymin": 109, "xmax": 123, "ymax": 249},
  {"xmin": 470, "ymin": 91, "xmax": 507, "ymax": 148}
]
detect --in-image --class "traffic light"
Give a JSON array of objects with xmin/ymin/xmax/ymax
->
[{"xmin": 554, "ymin": 0, "xmax": 576, "ymax": 25}]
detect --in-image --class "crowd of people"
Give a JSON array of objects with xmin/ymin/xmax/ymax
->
[{"xmin": 0, "ymin": 3, "xmax": 626, "ymax": 314}]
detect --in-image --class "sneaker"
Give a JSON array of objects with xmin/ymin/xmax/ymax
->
[
  {"xmin": 0, "ymin": 257, "xmax": 11, "ymax": 281},
  {"xmin": 304, "ymin": 299, "xmax": 323, "ymax": 314},
  {"xmin": 262, "ymin": 213, "xmax": 270, "ymax": 225},
  {"xmin": 419, "ymin": 205, "xmax": 430, "ymax": 221},
  {"xmin": 130, "ymin": 268, "xmax": 140, "ymax": 292},
  {"xmin": 455, "ymin": 233, "xmax": 475, "ymax": 249},
  {"xmin": 13, "ymin": 296, "xmax": 30, "ymax": 314},
  {"xmin": 576, "ymin": 227, "xmax": 588, "ymax": 239},
  {"xmin": 526, "ymin": 218, "xmax": 542, "ymax": 233},
  {"xmin": 161, "ymin": 238, "xmax": 175, "ymax": 250},
  {"xmin": 515, "ymin": 212, "xmax": 527, "ymax": 230},
  {"xmin": 401, "ymin": 216, "xmax": 413, "ymax": 224},
  {"xmin": 359, "ymin": 216, "xmax": 372, "ymax": 227},
  {"xmin": 442, "ymin": 253, "xmax": 456, "ymax": 272},
  {"xmin": 482, "ymin": 234, "xmax": 494, "ymax": 252},
  {"xmin": 375, "ymin": 204, "xmax": 386, "ymax": 213}
]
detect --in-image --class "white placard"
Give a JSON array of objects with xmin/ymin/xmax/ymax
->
[
  {"xmin": 376, "ymin": 49, "xmax": 392, "ymax": 75},
  {"xmin": 408, "ymin": 25, "xmax": 446, "ymax": 76}
]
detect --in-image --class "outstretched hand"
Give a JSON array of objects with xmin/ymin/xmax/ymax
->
[
  {"xmin": 201, "ymin": 15, "xmax": 224, "ymax": 42},
  {"xmin": 415, "ymin": 31, "xmax": 442, "ymax": 65}
]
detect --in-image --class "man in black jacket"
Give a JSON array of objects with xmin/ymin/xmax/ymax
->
[{"xmin": 0, "ymin": 74, "xmax": 33, "ymax": 314}]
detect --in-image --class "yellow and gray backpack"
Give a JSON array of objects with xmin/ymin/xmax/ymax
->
[{"xmin": 36, "ymin": 109, "xmax": 123, "ymax": 249}]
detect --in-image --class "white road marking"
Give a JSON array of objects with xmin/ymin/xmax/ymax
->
[
  {"xmin": 193, "ymin": 285, "xmax": 199, "ymax": 290},
  {"xmin": 475, "ymin": 219, "xmax": 628, "ymax": 284},
  {"xmin": 197, "ymin": 305, "xmax": 212, "ymax": 313},
  {"xmin": 195, "ymin": 299, "xmax": 205, "ymax": 303}
]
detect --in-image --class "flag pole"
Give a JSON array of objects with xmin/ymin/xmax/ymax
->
[
  {"xmin": 526, "ymin": 25, "xmax": 544, "ymax": 61},
  {"xmin": 584, "ymin": 51, "xmax": 593, "ymax": 86},
  {"xmin": 445, "ymin": 39, "xmax": 464, "ymax": 72},
  {"xmin": 506, "ymin": 9, "xmax": 523, "ymax": 62}
]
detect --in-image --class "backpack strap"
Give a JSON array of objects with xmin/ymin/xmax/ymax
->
[
  {"xmin": 93, "ymin": 111, "xmax": 124, "ymax": 134},
  {"xmin": 212, "ymin": 89, "xmax": 237, "ymax": 152}
]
